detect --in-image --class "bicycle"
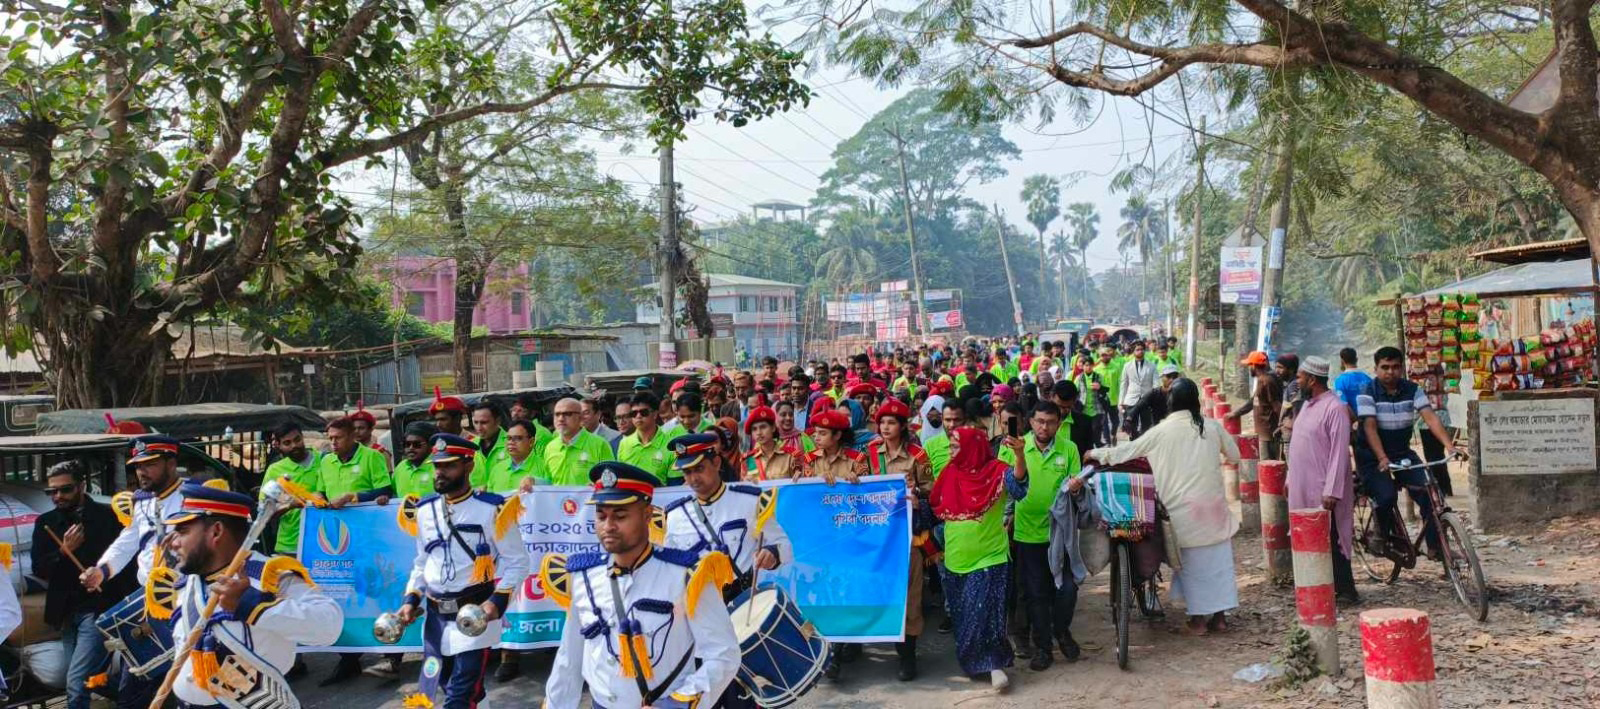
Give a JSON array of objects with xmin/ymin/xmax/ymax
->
[
  {"xmin": 1081, "ymin": 464, "xmax": 1165, "ymax": 670},
  {"xmin": 1351, "ymin": 453, "xmax": 1489, "ymax": 621}
]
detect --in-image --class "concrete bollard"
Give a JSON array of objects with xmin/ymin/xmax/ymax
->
[
  {"xmin": 1260, "ymin": 461, "xmax": 1292, "ymax": 585},
  {"xmin": 1236, "ymin": 433, "xmax": 1259, "ymax": 535},
  {"xmin": 1290, "ymin": 508, "xmax": 1339, "ymax": 676},
  {"xmin": 1361, "ymin": 609, "xmax": 1436, "ymax": 708},
  {"xmin": 1221, "ymin": 410, "xmax": 1241, "ymax": 436},
  {"xmin": 1222, "ymin": 462, "xmax": 1240, "ymax": 502},
  {"xmin": 1215, "ymin": 401, "xmax": 1232, "ymax": 423}
]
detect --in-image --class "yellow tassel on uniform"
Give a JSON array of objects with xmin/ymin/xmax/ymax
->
[
  {"xmin": 401, "ymin": 693, "xmax": 435, "ymax": 708},
  {"xmin": 0, "ymin": 542, "xmax": 13, "ymax": 571},
  {"xmin": 495, "ymin": 495, "xmax": 523, "ymax": 538},
  {"xmin": 397, "ymin": 495, "xmax": 420, "ymax": 537},
  {"xmin": 260, "ymin": 556, "xmax": 313, "ymax": 594},
  {"xmin": 85, "ymin": 672, "xmax": 108, "ymax": 689},
  {"xmin": 144, "ymin": 565, "xmax": 179, "ymax": 620},
  {"xmin": 191, "ymin": 650, "xmax": 220, "ymax": 694},
  {"xmin": 469, "ymin": 555, "xmax": 496, "ymax": 585},
  {"xmin": 618, "ymin": 630, "xmax": 654, "ymax": 680},
  {"xmin": 275, "ymin": 476, "xmax": 325, "ymax": 507},
  {"xmin": 201, "ymin": 478, "xmax": 230, "ymax": 491},
  {"xmin": 539, "ymin": 554, "xmax": 571, "ymax": 610},
  {"xmin": 111, "ymin": 491, "xmax": 134, "ymax": 527},
  {"xmin": 754, "ymin": 488, "xmax": 779, "ymax": 535},
  {"xmin": 684, "ymin": 551, "xmax": 734, "ymax": 618}
]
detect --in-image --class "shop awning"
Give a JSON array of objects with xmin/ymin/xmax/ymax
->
[{"xmin": 1413, "ymin": 259, "xmax": 1595, "ymax": 299}]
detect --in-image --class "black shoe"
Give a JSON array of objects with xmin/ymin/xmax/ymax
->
[
  {"xmin": 1012, "ymin": 636, "xmax": 1034, "ymax": 659},
  {"xmin": 1059, "ymin": 633, "xmax": 1081, "ymax": 663},
  {"xmin": 1336, "ymin": 589, "xmax": 1363, "ymax": 606},
  {"xmin": 937, "ymin": 617, "xmax": 953, "ymax": 634},
  {"xmin": 824, "ymin": 645, "xmax": 843, "ymax": 680},
  {"xmin": 896, "ymin": 638, "xmax": 918, "ymax": 681},
  {"xmin": 495, "ymin": 658, "xmax": 521, "ymax": 682},
  {"xmin": 839, "ymin": 643, "xmax": 862, "ymax": 662},
  {"xmin": 285, "ymin": 658, "xmax": 308, "ymax": 681},
  {"xmin": 320, "ymin": 656, "xmax": 362, "ymax": 687},
  {"xmin": 1029, "ymin": 653, "xmax": 1054, "ymax": 671}
]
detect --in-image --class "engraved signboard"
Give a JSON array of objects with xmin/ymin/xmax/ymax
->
[{"xmin": 1477, "ymin": 397, "xmax": 1597, "ymax": 476}]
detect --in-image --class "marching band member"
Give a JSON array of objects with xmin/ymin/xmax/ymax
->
[
  {"xmin": 163, "ymin": 483, "xmax": 342, "ymax": 707},
  {"xmin": 394, "ymin": 434, "xmax": 529, "ymax": 709},
  {"xmin": 865, "ymin": 397, "xmax": 935, "ymax": 681},
  {"xmin": 541, "ymin": 463, "xmax": 739, "ymax": 709},
  {"xmin": 80, "ymin": 434, "xmax": 190, "ymax": 709}
]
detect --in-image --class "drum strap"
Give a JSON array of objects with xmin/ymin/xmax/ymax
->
[{"xmin": 606, "ymin": 574, "xmax": 691, "ymax": 704}]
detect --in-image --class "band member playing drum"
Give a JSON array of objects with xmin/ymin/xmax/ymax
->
[
  {"xmin": 663, "ymin": 433, "xmax": 793, "ymax": 707},
  {"xmin": 163, "ymin": 483, "xmax": 342, "ymax": 707},
  {"xmin": 864, "ymin": 398, "xmax": 935, "ymax": 681},
  {"xmin": 80, "ymin": 435, "xmax": 190, "ymax": 708},
  {"xmin": 541, "ymin": 462, "xmax": 739, "ymax": 709},
  {"xmin": 393, "ymin": 434, "xmax": 529, "ymax": 709}
]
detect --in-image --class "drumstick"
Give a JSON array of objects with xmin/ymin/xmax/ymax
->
[
  {"xmin": 746, "ymin": 532, "xmax": 764, "ymax": 625},
  {"xmin": 45, "ymin": 526, "xmax": 86, "ymax": 573}
]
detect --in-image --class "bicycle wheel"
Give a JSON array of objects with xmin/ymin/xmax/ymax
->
[
  {"xmin": 1114, "ymin": 543, "xmax": 1132, "ymax": 670},
  {"xmin": 1439, "ymin": 512, "xmax": 1489, "ymax": 622},
  {"xmin": 1352, "ymin": 496, "xmax": 1401, "ymax": 585}
]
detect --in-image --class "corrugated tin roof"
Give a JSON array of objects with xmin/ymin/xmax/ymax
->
[
  {"xmin": 1414, "ymin": 259, "xmax": 1594, "ymax": 298},
  {"xmin": 1470, "ymin": 238, "xmax": 1589, "ymax": 264},
  {"xmin": 705, "ymin": 274, "xmax": 800, "ymax": 289}
]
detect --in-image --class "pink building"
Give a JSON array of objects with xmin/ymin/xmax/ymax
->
[{"xmin": 385, "ymin": 256, "xmax": 533, "ymax": 333}]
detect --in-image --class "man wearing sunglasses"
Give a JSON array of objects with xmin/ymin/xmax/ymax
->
[
  {"xmin": 33, "ymin": 460, "xmax": 130, "ymax": 709},
  {"xmin": 617, "ymin": 391, "xmax": 675, "ymax": 484}
]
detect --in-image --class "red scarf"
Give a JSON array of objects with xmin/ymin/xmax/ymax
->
[{"xmin": 930, "ymin": 427, "xmax": 1010, "ymax": 521}]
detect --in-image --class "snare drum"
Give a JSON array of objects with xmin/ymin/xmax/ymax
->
[
  {"xmin": 95, "ymin": 591, "xmax": 174, "ymax": 678},
  {"xmin": 728, "ymin": 586, "xmax": 828, "ymax": 708}
]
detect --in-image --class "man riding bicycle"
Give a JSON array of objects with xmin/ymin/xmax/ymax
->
[{"xmin": 1354, "ymin": 346, "xmax": 1455, "ymax": 558}]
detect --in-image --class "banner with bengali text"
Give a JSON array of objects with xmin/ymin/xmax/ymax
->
[{"xmin": 301, "ymin": 476, "xmax": 910, "ymax": 652}]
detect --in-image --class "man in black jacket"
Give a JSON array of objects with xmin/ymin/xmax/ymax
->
[
  {"xmin": 1051, "ymin": 380, "xmax": 1097, "ymax": 460},
  {"xmin": 32, "ymin": 460, "xmax": 135, "ymax": 709},
  {"xmin": 1124, "ymin": 364, "xmax": 1181, "ymax": 440}
]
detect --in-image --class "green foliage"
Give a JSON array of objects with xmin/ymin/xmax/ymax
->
[
  {"xmin": 1021, "ymin": 174, "xmax": 1061, "ymax": 236},
  {"xmin": 1274, "ymin": 625, "xmax": 1320, "ymax": 689},
  {"xmin": 232, "ymin": 277, "xmax": 442, "ymax": 350}
]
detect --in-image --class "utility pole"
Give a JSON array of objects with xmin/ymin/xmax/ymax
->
[
  {"xmin": 1257, "ymin": 129, "xmax": 1294, "ymax": 356},
  {"xmin": 887, "ymin": 122, "xmax": 929, "ymax": 337},
  {"xmin": 992, "ymin": 203, "xmax": 1025, "ymax": 336},
  {"xmin": 654, "ymin": 0, "xmax": 678, "ymax": 368},
  {"xmin": 1184, "ymin": 115, "xmax": 1206, "ymax": 368},
  {"xmin": 1164, "ymin": 200, "xmax": 1175, "ymax": 337}
]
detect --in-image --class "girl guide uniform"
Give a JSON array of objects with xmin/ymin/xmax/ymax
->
[
  {"xmin": 400, "ymin": 434, "xmax": 530, "ymax": 709},
  {"xmin": 541, "ymin": 462, "xmax": 740, "ymax": 709}
]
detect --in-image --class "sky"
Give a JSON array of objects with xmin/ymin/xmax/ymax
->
[{"xmin": 585, "ymin": 64, "xmax": 1206, "ymax": 280}]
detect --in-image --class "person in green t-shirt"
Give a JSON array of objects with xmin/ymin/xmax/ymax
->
[
  {"xmin": 997, "ymin": 401, "xmax": 1083, "ymax": 668},
  {"xmin": 494, "ymin": 419, "xmax": 546, "ymax": 493},
  {"xmin": 660, "ymin": 393, "xmax": 713, "ymax": 440},
  {"xmin": 391, "ymin": 421, "xmax": 437, "ymax": 500},
  {"xmin": 937, "ymin": 425, "xmax": 1029, "ymax": 690},
  {"xmin": 470, "ymin": 401, "xmax": 508, "ymax": 490},
  {"xmin": 314, "ymin": 417, "xmax": 394, "ymax": 508},
  {"xmin": 618, "ymin": 392, "xmax": 676, "ymax": 483},
  {"xmin": 1092, "ymin": 348, "xmax": 1122, "ymax": 444},
  {"xmin": 543, "ymin": 397, "xmax": 617, "ymax": 485},
  {"xmin": 262, "ymin": 423, "xmax": 320, "ymax": 555},
  {"xmin": 924, "ymin": 398, "xmax": 965, "ymax": 477}
]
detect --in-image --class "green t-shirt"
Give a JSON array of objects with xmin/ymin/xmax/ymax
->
[
  {"xmin": 953, "ymin": 373, "xmax": 971, "ymax": 394},
  {"xmin": 999, "ymin": 433, "xmax": 1081, "ymax": 544},
  {"xmin": 924, "ymin": 432, "xmax": 951, "ymax": 478},
  {"xmin": 944, "ymin": 500, "xmax": 1009, "ymax": 574},
  {"xmin": 542, "ymin": 430, "xmax": 617, "ymax": 486},
  {"xmin": 392, "ymin": 458, "xmax": 435, "ymax": 500},
  {"xmin": 471, "ymin": 432, "xmax": 507, "ymax": 490},
  {"xmin": 313, "ymin": 445, "xmax": 391, "ymax": 501},
  {"xmin": 618, "ymin": 430, "xmax": 676, "ymax": 484},
  {"xmin": 264, "ymin": 452, "xmax": 320, "ymax": 554},
  {"xmin": 989, "ymin": 362, "xmax": 1019, "ymax": 384},
  {"xmin": 659, "ymin": 416, "xmax": 712, "ymax": 441},
  {"xmin": 486, "ymin": 453, "xmax": 543, "ymax": 493},
  {"xmin": 1093, "ymin": 361, "xmax": 1121, "ymax": 410},
  {"xmin": 1152, "ymin": 352, "xmax": 1182, "ymax": 371}
]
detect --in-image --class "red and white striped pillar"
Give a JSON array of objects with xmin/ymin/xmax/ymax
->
[
  {"xmin": 1217, "ymin": 399, "xmax": 1236, "ymax": 431},
  {"xmin": 1236, "ymin": 431, "xmax": 1259, "ymax": 535},
  {"xmin": 1361, "ymin": 608, "xmax": 1437, "ymax": 708},
  {"xmin": 1290, "ymin": 508, "xmax": 1339, "ymax": 676},
  {"xmin": 1259, "ymin": 460, "xmax": 1292, "ymax": 585}
]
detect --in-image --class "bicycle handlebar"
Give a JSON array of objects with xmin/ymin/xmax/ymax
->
[{"xmin": 1386, "ymin": 452, "xmax": 1468, "ymax": 472}]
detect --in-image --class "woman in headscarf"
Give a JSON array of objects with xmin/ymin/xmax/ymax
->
[
  {"xmin": 1087, "ymin": 378, "xmax": 1241, "ymax": 635},
  {"xmin": 713, "ymin": 416, "xmax": 742, "ymax": 482},
  {"xmin": 773, "ymin": 399, "xmax": 814, "ymax": 453},
  {"xmin": 840, "ymin": 398, "xmax": 879, "ymax": 452},
  {"xmin": 917, "ymin": 394, "xmax": 945, "ymax": 443},
  {"xmin": 932, "ymin": 425, "xmax": 1029, "ymax": 691}
]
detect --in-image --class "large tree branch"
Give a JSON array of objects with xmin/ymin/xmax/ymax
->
[
  {"xmin": 161, "ymin": 80, "xmax": 272, "ymax": 224},
  {"xmin": 314, "ymin": 81, "xmax": 641, "ymax": 167},
  {"xmin": 22, "ymin": 125, "xmax": 58, "ymax": 285},
  {"xmin": 1550, "ymin": 0, "xmax": 1599, "ymax": 122},
  {"xmin": 262, "ymin": 0, "xmax": 306, "ymax": 59},
  {"xmin": 323, "ymin": 0, "xmax": 383, "ymax": 61}
]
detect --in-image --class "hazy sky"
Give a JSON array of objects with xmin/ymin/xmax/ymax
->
[{"xmin": 587, "ymin": 64, "xmax": 1204, "ymax": 280}]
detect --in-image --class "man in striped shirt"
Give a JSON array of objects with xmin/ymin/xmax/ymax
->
[{"xmin": 1355, "ymin": 346, "xmax": 1454, "ymax": 557}]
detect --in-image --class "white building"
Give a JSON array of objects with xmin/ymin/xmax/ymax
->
[{"xmin": 636, "ymin": 274, "xmax": 802, "ymax": 359}]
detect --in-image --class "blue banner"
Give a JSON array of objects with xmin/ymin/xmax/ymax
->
[{"xmin": 302, "ymin": 475, "xmax": 910, "ymax": 651}]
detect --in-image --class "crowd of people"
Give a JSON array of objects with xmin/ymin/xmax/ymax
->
[{"xmin": 23, "ymin": 332, "xmax": 1464, "ymax": 709}]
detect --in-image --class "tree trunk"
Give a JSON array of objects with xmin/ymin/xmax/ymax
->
[
  {"xmin": 39, "ymin": 303, "xmax": 169, "ymax": 408},
  {"xmin": 1037, "ymin": 230, "xmax": 1049, "ymax": 320},
  {"xmin": 444, "ymin": 185, "xmax": 481, "ymax": 393}
]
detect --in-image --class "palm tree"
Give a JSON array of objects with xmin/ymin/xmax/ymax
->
[
  {"xmin": 815, "ymin": 210, "xmax": 881, "ymax": 291},
  {"xmin": 1117, "ymin": 194, "xmax": 1167, "ymax": 307},
  {"xmin": 1049, "ymin": 230, "xmax": 1076, "ymax": 319},
  {"xmin": 1064, "ymin": 202, "xmax": 1100, "ymax": 316},
  {"xmin": 1022, "ymin": 175, "xmax": 1062, "ymax": 316}
]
